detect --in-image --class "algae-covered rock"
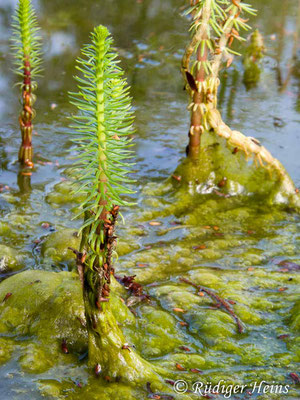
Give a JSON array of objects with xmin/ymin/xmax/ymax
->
[
  {"xmin": 117, "ymin": 239, "xmax": 140, "ymax": 256},
  {"xmin": 19, "ymin": 344, "xmax": 54, "ymax": 373},
  {"xmin": 137, "ymin": 306, "xmax": 184, "ymax": 357},
  {"xmin": 0, "ymin": 270, "xmax": 190, "ymax": 399},
  {"xmin": 0, "ymin": 244, "xmax": 25, "ymax": 272},
  {"xmin": 46, "ymin": 180, "xmax": 85, "ymax": 206},
  {"xmin": 0, "ymin": 337, "xmax": 14, "ymax": 365},
  {"xmin": 289, "ymin": 300, "xmax": 300, "ymax": 332},
  {"xmin": 189, "ymin": 271, "xmax": 223, "ymax": 288},
  {"xmin": 41, "ymin": 228, "xmax": 81, "ymax": 263},
  {"xmin": 0, "ymin": 270, "xmax": 87, "ymax": 354}
]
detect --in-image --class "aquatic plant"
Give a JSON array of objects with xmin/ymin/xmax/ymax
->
[
  {"xmin": 182, "ymin": 0, "xmax": 255, "ymax": 159},
  {"xmin": 182, "ymin": 0, "xmax": 299, "ymax": 203},
  {"xmin": 69, "ymin": 24, "xmax": 134, "ymax": 297},
  {"xmin": 243, "ymin": 29, "xmax": 265, "ymax": 88},
  {"xmin": 11, "ymin": 0, "xmax": 42, "ymax": 166},
  {"xmin": 69, "ymin": 25, "xmax": 165, "ymax": 383}
]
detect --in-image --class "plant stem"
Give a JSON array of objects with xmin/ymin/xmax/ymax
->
[
  {"xmin": 180, "ymin": 277, "xmax": 244, "ymax": 334},
  {"xmin": 78, "ymin": 33, "xmax": 123, "ymax": 369},
  {"xmin": 19, "ymin": 56, "xmax": 34, "ymax": 165},
  {"xmin": 188, "ymin": 39, "xmax": 208, "ymax": 159},
  {"xmin": 94, "ymin": 34, "xmax": 110, "ymax": 306},
  {"xmin": 184, "ymin": 0, "xmax": 212, "ymax": 160}
]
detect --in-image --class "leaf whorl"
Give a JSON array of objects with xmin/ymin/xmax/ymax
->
[
  {"xmin": 11, "ymin": 0, "xmax": 43, "ymax": 79},
  {"xmin": 69, "ymin": 25, "xmax": 135, "ymax": 246}
]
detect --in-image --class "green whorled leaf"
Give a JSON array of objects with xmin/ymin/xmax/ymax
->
[
  {"xmin": 11, "ymin": 0, "xmax": 43, "ymax": 80},
  {"xmin": 69, "ymin": 25, "xmax": 135, "ymax": 246},
  {"xmin": 184, "ymin": 0, "xmax": 255, "ymax": 73}
]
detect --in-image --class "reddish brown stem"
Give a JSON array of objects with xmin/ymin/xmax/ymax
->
[
  {"xmin": 68, "ymin": 247, "xmax": 86, "ymax": 287},
  {"xmin": 81, "ymin": 204, "xmax": 119, "ymax": 313},
  {"xmin": 19, "ymin": 57, "xmax": 34, "ymax": 165},
  {"xmin": 188, "ymin": 39, "xmax": 208, "ymax": 160},
  {"xmin": 180, "ymin": 277, "xmax": 244, "ymax": 334}
]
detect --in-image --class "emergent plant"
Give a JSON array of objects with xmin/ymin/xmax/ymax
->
[
  {"xmin": 183, "ymin": 0, "xmax": 254, "ymax": 159},
  {"xmin": 11, "ymin": 0, "xmax": 42, "ymax": 166},
  {"xmin": 70, "ymin": 24, "xmax": 135, "ymax": 306},
  {"xmin": 69, "ymin": 25, "xmax": 151, "ymax": 380},
  {"xmin": 182, "ymin": 0, "xmax": 298, "ymax": 199}
]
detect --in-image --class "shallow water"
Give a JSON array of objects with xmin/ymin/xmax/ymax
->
[{"xmin": 0, "ymin": 0, "xmax": 299, "ymax": 399}]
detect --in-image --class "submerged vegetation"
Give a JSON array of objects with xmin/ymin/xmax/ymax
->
[{"xmin": 11, "ymin": 0, "xmax": 42, "ymax": 166}]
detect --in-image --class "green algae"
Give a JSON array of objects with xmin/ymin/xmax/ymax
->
[
  {"xmin": 0, "ymin": 270, "xmax": 87, "ymax": 349},
  {"xmin": 0, "ymin": 337, "xmax": 14, "ymax": 365},
  {"xmin": 41, "ymin": 229, "xmax": 81, "ymax": 264},
  {"xmin": 289, "ymin": 300, "xmax": 300, "ymax": 332},
  {"xmin": 0, "ymin": 244, "xmax": 25, "ymax": 272},
  {"xmin": 0, "ymin": 270, "xmax": 189, "ymax": 398},
  {"xmin": 0, "ymin": 124, "xmax": 299, "ymax": 398},
  {"xmin": 18, "ymin": 344, "xmax": 55, "ymax": 374},
  {"xmin": 117, "ymin": 240, "xmax": 140, "ymax": 256},
  {"xmin": 37, "ymin": 379, "xmax": 141, "ymax": 400},
  {"xmin": 137, "ymin": 306, "xmax": 184, "ymax": 357},
  {"xmin": 0, "ymin": 221, "xmax": 13, "ymax": 236},
  {"xmin": 46, "ymin": 180, "xmax": 85, "ymax": 207}
]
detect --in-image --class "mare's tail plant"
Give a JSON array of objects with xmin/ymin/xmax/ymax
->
[
  {"xmin": 11, "ymin": 0, "xmax": 42, "ymax": 167},
  {"xmin": 182, "ymin": 0, "xmax": 298, "ymax": 201},
  {"xmin": 69, "ymin": 25, "xmax": 135, "ymax": 306},
  {"xmin": 69, "ymin": 25, "xmax": 162, "ymax": 383},
  {"xmin": 182, "ymin": 0, "xmax": 254, "ymax": 159}
]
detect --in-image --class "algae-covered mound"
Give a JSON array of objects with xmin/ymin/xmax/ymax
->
[
  {"xmin": 172, "ymin": 133, "xmax": 300, "ymax": 210},
  {"xmin": 0, "ymin": 244, "xmax": 25, "ymax": 273},
  {"xmin": 0, "ymin": 270, "xmax": 191, "ymax": 399},
  {"xmin": 0, "ymin": 269, "xmax": 145, "ymax": 372},
  {"xmin": 41, "ymin": 228, "xmax": 81, "ymax": 265},
  {"xmin": 0, "ymin": 269, "xmax": 87, "ymax": 373}
]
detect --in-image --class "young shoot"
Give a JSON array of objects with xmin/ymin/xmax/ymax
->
[
  {"xmin": 69, "ymin": 25, "xmax": 135, "ymax": 310},
  {"xmin": 68, "ymin": 25, "xmax": 167, "ymax": 382},
  {"xmin": 11, "ymin": 0, "xmax": 42, "ymax": 166}
]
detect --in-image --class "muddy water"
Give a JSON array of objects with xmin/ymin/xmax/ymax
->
[{"xmin": 0, "ymin": 0, "xmax": 299, "ymax": 399}]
